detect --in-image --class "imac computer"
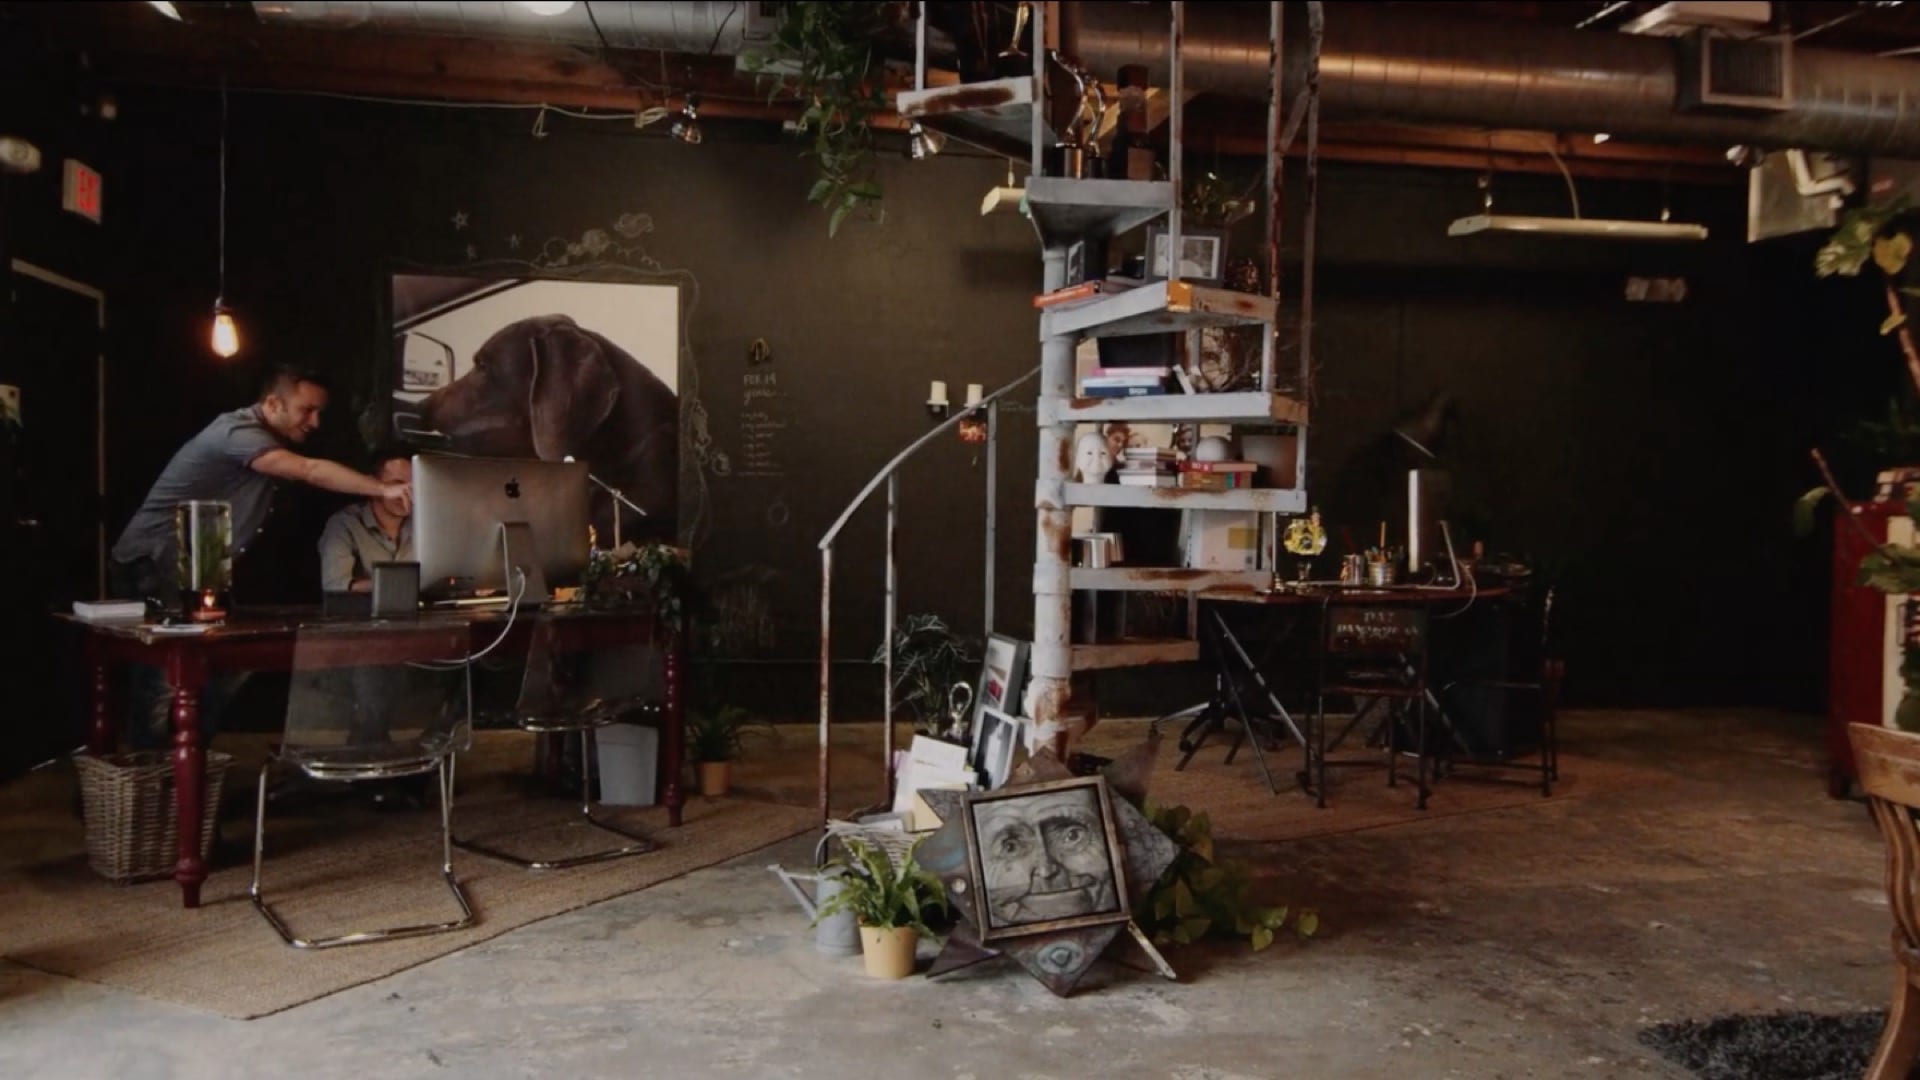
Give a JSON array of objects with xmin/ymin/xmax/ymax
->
[
  {"xmin": 1407, "ymin": 468, "xmax": 1452, "ymax": 580},
  {"xmin": 413, "ymin": 454, "xmax": 590, "ymax": 602}
]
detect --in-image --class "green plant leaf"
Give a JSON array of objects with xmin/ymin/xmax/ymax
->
[
  {"xmin": 1876, "ymin": 233, "xmax": 1914, "ymax": 277},
  {"xmin": 1296, "ymin": 910, "xmax": 1320, "ymax": 937},
  {"xmin": 1178, "ymin": 916, "xmax": 1212, "ymax": 942},
  {"xmin": 807, "ymin": 178, "xmax": 833, "ymax": 203},
  {"xmin": 1250, "ymin": 925, "xmax": 1275, "ymax": 951},
  {"xmin": 1885, "ymin": 311, "xmax": 1911, "ymax": 337},
  {"xmin": 1793, "ymin": 486, "xmax": 1831, "ymax": 538},
  {"xmin": 1172, "ymin": 879, "xmax": 1198, "ymax": 919}
]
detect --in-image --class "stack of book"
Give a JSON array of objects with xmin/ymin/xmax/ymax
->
[
  {"xmin": 1179, "ymin": 460, "xmax": 1259, "ymax": 490},
  {"xmin": 1081, "ymin": 367, "xmax": 1169, "ymax": 398},
  {"xmin": 1117, "ymin": 447, "xmax": 1179, "ymax": 487}
]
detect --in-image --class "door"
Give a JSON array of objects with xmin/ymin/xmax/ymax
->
[{"xmin": 0, "ymin": 264, "xmax": 102, "ymax": 778}]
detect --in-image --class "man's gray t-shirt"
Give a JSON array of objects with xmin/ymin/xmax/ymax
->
[{"xmin": 110, "ymin": 407, "xmax": 288, "ymax": 571}]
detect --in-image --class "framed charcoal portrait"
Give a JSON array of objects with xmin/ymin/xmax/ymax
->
[
  {"xmin": 1144, "ymin": 225, "xmax": 1227, "ymax": 285},
  {"xmin": 961, "ymin": 776, "xmax": 1131, "ymax": 941}
]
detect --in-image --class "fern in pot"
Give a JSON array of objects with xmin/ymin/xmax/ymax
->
[
  {"xmin": 813, "ymin": 835, "xmax": 948, "ymax": 979},
  {"xmin": 687, "ymin": 704, "xmax": 752, "ymax": 797}
]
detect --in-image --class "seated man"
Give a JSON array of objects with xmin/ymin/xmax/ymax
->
[{"xmin": 318, "ymin": 449, "xmax": 414, "ymax": 592}]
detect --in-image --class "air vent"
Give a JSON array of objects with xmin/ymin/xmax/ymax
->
[{"xmin": 1680, "ymin": 31, "xmax": 1792, "ymax": 111}]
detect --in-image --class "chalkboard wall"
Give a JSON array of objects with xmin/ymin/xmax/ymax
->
[{"xmin": 14, "ymin": 79, "xmax": 1892, "ymax": 719}]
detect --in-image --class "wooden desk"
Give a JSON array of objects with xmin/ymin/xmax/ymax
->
[{"xmin": 61, "ymin": 605, "xmax": 684, "ymax": 909}]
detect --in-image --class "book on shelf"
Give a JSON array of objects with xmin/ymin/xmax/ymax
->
[
  {"xmin": 1178, "ymin": 470, "xmax": 1250, "ymax": 491},
  {"xmin": 1116, "ymin": 472, "xmax": 1177, "ymax": 487},
  {"xmin": 1122, "ymin": 447, "xmax": 1178, "ymax": 459},
  {"xmin": 1033, "ymin": 276, "xmax": 1140, "ymax": 310},
  {"xmin": 1181, "ymin": 460, "xmax": 1258, "ymax": 473},
  {"xmin": 1081, "ymin": 374, "xmax": 1166, "ymax": 390},
  {"xmin": 1082, "ymin": 384, "xmax": 1166, "ymax": 398},
  {"xmin": 1088, "ymin": 366, "xmax": 1170, "ymax": 379}
]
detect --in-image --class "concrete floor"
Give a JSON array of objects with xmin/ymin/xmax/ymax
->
[{"xmin": 0, "ymin": 709, "xmax": 1896, "ymax": 1079}]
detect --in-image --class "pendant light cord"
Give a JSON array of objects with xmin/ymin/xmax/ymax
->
[{"xmin": 218, "ymin": 76, "xmax": 228, "ymax": 302}]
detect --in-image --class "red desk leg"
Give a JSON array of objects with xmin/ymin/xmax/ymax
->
[
  {"xmin": 663, "ymin": 631, "xmax": 684, "ymax": 827},
  {"xmin": 88, "ymin": 640, "xmax": 116, "ymax": 756},
  {"xmin": 168, "ymin": 649, "xmax": 208, "ymax": 909}
]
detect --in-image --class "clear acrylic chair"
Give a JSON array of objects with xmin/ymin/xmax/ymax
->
[
  {"xmin": 453, "ymin": 613, "xmax": 658, "ymax": 870},
  {"xmin": 251, "ymin": 621, "xmax": 475, "ymax": 949}
]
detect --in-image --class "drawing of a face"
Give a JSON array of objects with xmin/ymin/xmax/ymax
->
[
  {"xmin": 975, "ymin": 788, "xmax": 1117, "ymax": 928},
  {"xmin": 1072, "ymin": 433, "xmax": 1113, "ymax": 483}
]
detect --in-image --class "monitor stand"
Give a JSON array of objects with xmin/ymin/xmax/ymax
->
[{"xmin": 498, "ymin": 521, "xmax": 550, "ymax": 604}]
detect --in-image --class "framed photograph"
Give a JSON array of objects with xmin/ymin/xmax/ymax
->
[
  {"xmin": 970, "ymin": 634, "xmax": 1028, "ymax": 752},
  {"xmin": 387, "ymin": 272, "xmax": 681, "ymax": 543},
  {"xmin": 971, "ymin": 705, "xmax": 1023, "ymax": 792},
  {"xmin": 961, "ymin": 776, "xmax": 1132, "ymax": 941},
  {"xmin": 1144, "ymin": 225, "xmax": 1227, "ymax": 284}
]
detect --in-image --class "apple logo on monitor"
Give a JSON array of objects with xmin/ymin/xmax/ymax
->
[{"xmin": 504, "ymin": 477, "xmax": 521, "ymax": 499}]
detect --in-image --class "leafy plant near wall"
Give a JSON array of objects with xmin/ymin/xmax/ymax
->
[
  {"xmin": 1799, "ymin": 196, "xmax": 1920, "ymax": 727},
  {"xmin": 875, "ymin": 613, "xmax": 980, "ymax": 737},
  {"xmin": 748, "ymin": 1, "xmax": 894, "ymax": 236},
  {"xmin": 1140, "ymin": 800, "xmax": 1317, "ymax": 951}
]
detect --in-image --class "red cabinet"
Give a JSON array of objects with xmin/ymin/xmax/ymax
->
[{"xmin": 1829, "ymin": 502, "xmax": 1903, "ymax": 797}]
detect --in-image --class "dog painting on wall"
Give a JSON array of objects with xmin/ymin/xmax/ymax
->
[{"xmin": 390, "ymin": 275, "xmax": 680, "ymax": 543}]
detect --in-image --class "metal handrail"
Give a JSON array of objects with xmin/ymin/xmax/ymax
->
[{"xmin": 816, "ymin": 366, "xmax": 1040, "ymax": 824}]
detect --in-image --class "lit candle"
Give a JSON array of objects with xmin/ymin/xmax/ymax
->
[
  {"xmin": 965, "ymin": 383, "xmax": 984, "ymax": 407},
  {"xmin": 928, "ymin": 380, "xmax": 949, "ymax": 407},
  {"xmin": 194, "ymin": 588, "xmax": 225, "ymax": 622}
]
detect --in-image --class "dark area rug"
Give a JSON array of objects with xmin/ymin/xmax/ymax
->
[{"xmin": 1638, "ymin": 1011, "xmax": 1904, "ymax": 1080}]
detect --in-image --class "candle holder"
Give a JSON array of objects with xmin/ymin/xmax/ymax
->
[{"xmin": 173, "ymin": 499, "xmax": 232, "ymax": 622}]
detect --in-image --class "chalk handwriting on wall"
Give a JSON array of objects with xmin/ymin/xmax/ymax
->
[{"xmin": 740, "ymin": 369, "xmax": 787, "ymax": 479}]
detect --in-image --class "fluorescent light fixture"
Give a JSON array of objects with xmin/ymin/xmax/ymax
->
[
  {"xmin": 980, "ymin": 185, "xmax": 1025, "ymax": 216},
  {"xmin": 1447, "ymin": 213, "xmax": 1708, "ymax": 241},
  {"xmin": 148, "ymin": 1, "xmax": 183, "ymax": 20},
  {"xmin": 517, "ymin": 1, "xmax": 576, "ymax": 14}
]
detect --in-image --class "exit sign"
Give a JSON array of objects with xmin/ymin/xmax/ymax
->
[{"xmin": 62, "ymin": 159, "xmax": 102, "ymax": 223}]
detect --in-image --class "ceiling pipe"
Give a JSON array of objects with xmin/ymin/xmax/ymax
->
[
  {"xmin": 251, "ymin": 0, "xmax": 752, "ymax": 55},
  {"xmin": 1060, "ymin": 3, "xmax": 1920, "ymax": 159}
]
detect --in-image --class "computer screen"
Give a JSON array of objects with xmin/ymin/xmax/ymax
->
[{"xmin": 413, "ymin": 454, "xmax": 590, "ymax": 599}]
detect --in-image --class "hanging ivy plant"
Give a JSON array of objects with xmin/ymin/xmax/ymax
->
[{"xmin": 747, "ymin": 1, "xmax": 894, "ymax": 236}]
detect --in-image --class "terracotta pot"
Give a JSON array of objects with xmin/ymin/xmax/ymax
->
[
  {"xmin": 698, "ymin": 760, "xmax": 732, "ymax": 797},
  {"xmin": 859, "ymin": 924, "xmax": 918, "ymax": 979}
]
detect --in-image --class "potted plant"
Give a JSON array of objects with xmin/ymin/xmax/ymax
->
[
  {"xmin": 812, "ymin": 835, "xmax": 948, "ymax": 979},
  {"xmin": 687, "ymin": 704, "xmax": 751, "ymax": 797},
  {"xmin": 875, "ymin": 613, "xmax": 980, "ymax": 739}
]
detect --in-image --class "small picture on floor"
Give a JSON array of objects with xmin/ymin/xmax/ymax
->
[
  {"xmin": 972, "ymin": 705, "xmax": 1023, "ymax": 792},
  {"xmin": 962, "ymin": 776, "xmax": 1131, "ymax": 940}
]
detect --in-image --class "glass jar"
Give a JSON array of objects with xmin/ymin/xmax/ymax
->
[{"xmin": 173, "ymin": 500, "xmax": 233, "ymax": 621}]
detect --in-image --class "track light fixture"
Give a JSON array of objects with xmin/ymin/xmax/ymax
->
[{"xmin": 908, "ymin": 121, "xmax": 946, "ymax": 160}]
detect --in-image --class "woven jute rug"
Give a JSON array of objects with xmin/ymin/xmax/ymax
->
[{"xmin": 0, "ymin": 737, "xmax": 814, "ymax": 1019}]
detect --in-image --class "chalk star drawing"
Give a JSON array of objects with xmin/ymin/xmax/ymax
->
[{"xmin": 451, "ymin": 211, "xmax": 469, "ymax": 231}]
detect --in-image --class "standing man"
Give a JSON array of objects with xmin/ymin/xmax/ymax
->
[
  {"xmin": 109, "ymin": 365, "xmax": 411, "ymax": 746},
  {"xmin": 318, "ymin": 449, "xmax": 414, "ymax": 593}
]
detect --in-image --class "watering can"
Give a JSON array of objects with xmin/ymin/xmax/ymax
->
[{"xmin": 768, "ymin": 834, "xmax": 860, "ymax": 956}]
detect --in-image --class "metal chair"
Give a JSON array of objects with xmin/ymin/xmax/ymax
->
[
  {"xmin": 1432, "ymin": 585, "xmax": 1561, "ymax": 796},
  {"xmin": 1850, "ymin": 723, "xmax": 1920, "ymax": 1080},
  {"xmin": 251, "ymin": 621, "xmax": 475, "ymax": 949},
  {"xmin": 1308, "ymin": 600, "xmax": 1433, "ymax": 809},
  {"xmin": 453, "ymin": 613, "xmax": 658, "ymax": 870}
]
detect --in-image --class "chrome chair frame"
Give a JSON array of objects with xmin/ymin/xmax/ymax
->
[
  {"xmin": 451, "ymin": 711, "xmax": 655, "ymax": 871},
  {"xmin": 250, "ymin": 747, "xmax": 474, "ymax": 950}
]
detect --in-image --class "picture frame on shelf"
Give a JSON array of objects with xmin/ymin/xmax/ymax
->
[
  {"xmin": 960, "ymin": 775, "xmax": 1132, "ymax": 940},
  {"xmin": 971, "ymin": 705, "xmax": 1023, "ymax": 792},
  {"xmin": 1145, "ymin": 225, "xmax": 1227, "ymax": 285},
  {"xmin": 970, "ymin": 634, "xmax": 1028, "ymax": 749}
]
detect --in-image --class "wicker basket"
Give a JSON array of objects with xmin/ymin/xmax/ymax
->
[{"xmin": 75, "ymin": 751, "xmax": 232, "ymax": 884}]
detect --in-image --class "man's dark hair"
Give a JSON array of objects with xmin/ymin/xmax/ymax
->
[
  {"xmin": 258, "ymin": 364, "xmax": 330, "ymax": 402},
  {"xmin": 368, "ymin": 444, "xmax": 412, "ymax": 471}
]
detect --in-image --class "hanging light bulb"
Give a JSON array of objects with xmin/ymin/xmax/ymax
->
[
  {"xmin": 148, "ymin": 1, "xmax": 183, "ymax": 20},
  {"xmin": 516, "ymin": 0, "xmax": 575, "ymax": 14},
  {"xmin": 670, "ymin": 92, "xmax": 703, "ymax": 145},
  {"xmin": 908, "ymin": 121, "xmax": 946, "ymax": 160},
  {"xmin": 211, "ymin": 302, "xmax": 240, "ymax": 358},
  {"xmin": 210, "ymin": 77, "xmax": 241, "ymax": 358}
]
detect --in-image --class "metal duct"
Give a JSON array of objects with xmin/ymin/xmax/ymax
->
[
  {"xmin": 1061, "ymin": 3, "xmax": 1920, "ymax": 158},
  {"xmin": 251, "ymin": 1, "xmax": 754, "ymax": 55}
]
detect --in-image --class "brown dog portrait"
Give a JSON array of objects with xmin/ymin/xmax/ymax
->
[{"xmin": 420, "ymin": 313, "xmax": 677, "ymax": 542}]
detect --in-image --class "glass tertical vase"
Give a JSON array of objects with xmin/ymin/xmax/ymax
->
[{"xmin": 174, "ymin": 500, "xmax": 233, "ymax": 621}]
